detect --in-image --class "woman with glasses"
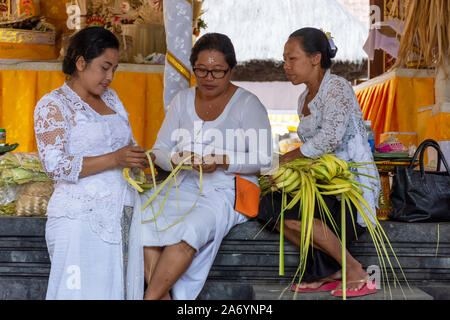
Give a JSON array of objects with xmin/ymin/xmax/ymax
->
[{"xmin": 127, "ymin": 33, "xmax": 272, "ymax": 300}]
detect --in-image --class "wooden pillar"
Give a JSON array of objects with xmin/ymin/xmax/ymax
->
[{"xmin": 369, "ymin": 0, "xmax": 385, "ymax": 79}]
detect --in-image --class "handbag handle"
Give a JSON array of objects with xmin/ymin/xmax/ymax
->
[
  {"xmin": 409, "ymin": 139, "xmax": 439, "ymax": 169},
  {"xmin": 410, "ymin": 139, "xmax": 450, "ymax": 175},
  {"xmin": 419, "ymin": 143, "xmax": 449, "ymax": 175},
  {"xmin": 409, "ymin": 139, "xmax": 442, "ymax": 171}
]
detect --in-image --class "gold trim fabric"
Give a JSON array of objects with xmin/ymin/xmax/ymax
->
[
  {"xmin": 0, "ymin": 29, "xmax": 55, "ymax": 45},
  {"xmin": 166, "ymin": 50, "xmax": 191, "ymax": 82}
]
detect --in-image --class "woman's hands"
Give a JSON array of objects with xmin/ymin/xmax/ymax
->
[
  {"xmin": 171, "ymin": 151, "xmax": 202, "ymax": 169},
  {"xmin": 279, "ymin": 148, "xmax": 305, "ymax": 166},
  {"xmin": 192, "ymin": 154, "xmax": 229, "ymax": 173},
  {"xmin": 113, "ymin": 145, "xmax": 150, "ymax": 169},
  {"xmin": 79, "ymin": 144, "xmax": 151, "ymax": 178},
  {"xmin": 171, "ymin": 151, "xmax": 229, "ymax": 173}
]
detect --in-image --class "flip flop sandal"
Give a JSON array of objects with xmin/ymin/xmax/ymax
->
[
  {"xmin": 331, "ymin": 280, "xmax": 377, "ymax": 298},
  {"xmin": 291, "ymin": 281, "xmax": 341, "ymax": 293}
]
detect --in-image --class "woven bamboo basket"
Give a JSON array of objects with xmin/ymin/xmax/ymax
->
[{"xmin": 15, "ymin": 181, "xmax": 54, "ymax": 216}]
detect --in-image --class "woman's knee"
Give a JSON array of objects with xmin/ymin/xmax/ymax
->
[
  {"xmin": 284, "ymin": 219, "xmax": 301, "ymax": 230},
  {"xmin": 284, "ymin": 218, "xmax": 327, "ymax": 229}
]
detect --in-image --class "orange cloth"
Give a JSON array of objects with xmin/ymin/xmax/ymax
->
[
  {"xmin": 109, "ymin": 72, "xmax": 165, "ymax": 150},
  {"xmin": 0, "ymin": 42, "xmax": 57, "ymax": 60},
  {"xmin": 426, "ymin": 112, "xmax": 450, "ymax": 142},
  {"xmin": 234, "ymin": 174, "xmax": 261, "ymax": 218},
  {"xmin": 39, "ymin": 0, "xmax": 72, "ymax": 35},
  {"xmin": 0, "ymin": 68, "xmax": 165, "ymax": 153},
  {"xmin": 356, "ymin": 74, "xmax": 435, "ymax": 146}
]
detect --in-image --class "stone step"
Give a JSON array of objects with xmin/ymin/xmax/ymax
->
[
  {"xmin": 252, "ymin": 283, "xmax": 434, "ymax": 300},
  {"xmin": 208, "ymin": 220, "xmax": 450, "ymax": 284},
  {"xmin": 197, "ymin": 281, "xmax": 435, "ymax": 300},
  {"xmin": 1, "ymin": 217, "xmax": 449, "ymax": 300}
]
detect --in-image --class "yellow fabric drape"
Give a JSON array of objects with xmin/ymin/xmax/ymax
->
[
  {"xmin": 426, "ymin": 113, "xmax": 450, "ymax": 142},
  {"xmin": 356, "ymin": 75, "xmax": 435, "ymax": 146},
  {"xmin": 110, "ymin": 72, "xmax": 165, "ymax": 149},
  {"xmin": 0, "ymin": 42, "xmax": 57, "ymax": 60},
  {"xmin": 0, "ymin": 69, "xmax": 165, "ymax": 153}
]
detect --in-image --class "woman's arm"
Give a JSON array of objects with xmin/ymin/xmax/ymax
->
[
  {"xmin": 279, "ymin": 147, "xmax": 305, "ymax": 165},
  {"xmin": 78, "ymin": 145, "xmax": 148, "ymax": 178},
  {"xmin": 223, "ymin": 94, "xmax": 273, "ymax": 175},
  {"xmin": 34, "ymin": 99, "xmax": 83, "ymax": 182}
]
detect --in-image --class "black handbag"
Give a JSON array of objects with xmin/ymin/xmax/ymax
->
[{"xmin": 389, "ymin": 139, "xmax": 450, "ymax": 222}]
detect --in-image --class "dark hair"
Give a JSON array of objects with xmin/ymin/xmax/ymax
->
[
  {"xmin": 289, "ymin": 27, "xmax": 338, "ymax": 69},
  {"xmin": 63, "ymin": 27, "xmax": 119, "ymax": 76},
  {"xmin": 190, "ymin": 33, "xmax": 237, "ymax": 69}
]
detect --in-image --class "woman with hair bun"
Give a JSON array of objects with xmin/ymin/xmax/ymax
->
[
  {"xmin": 257, "ymin": 27, "xmax": 380, "ymax": 298},
  {"xmin": 34, "ymin": 27, "xmax": 149, "ymax": 299}
]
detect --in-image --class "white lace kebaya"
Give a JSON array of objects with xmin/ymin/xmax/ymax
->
[
  {"xmin": 297, "ymin": 69, "xmax": 380, "ymax": 227},
  {"xmin": 34, "ymin": 82, "xmax": 137, "ymax": 244}
]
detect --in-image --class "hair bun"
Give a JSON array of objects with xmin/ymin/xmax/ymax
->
[{"xmin": 328, "ymin": 38, "xmax": 338, "ymax": 59}]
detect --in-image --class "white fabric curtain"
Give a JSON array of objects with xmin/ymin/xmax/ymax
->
[{"xmin": 163, "ymin": 0, "xmax": 193, "ymax": 112}]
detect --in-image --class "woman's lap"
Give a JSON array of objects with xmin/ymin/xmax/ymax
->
[{"xmin": 140, "ymin": 179, "xmax": 244, "ymax": 252}]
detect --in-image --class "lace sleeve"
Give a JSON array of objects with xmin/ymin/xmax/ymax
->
[
  {"xmin": 300, "ymin": 78, "xmax": 354, "ymax": 158},
  {"xmin": 34, "ymin": 97, "xmax": 83, "ymax": 182}
]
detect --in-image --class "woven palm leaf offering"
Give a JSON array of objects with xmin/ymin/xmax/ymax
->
[
  {"xmin": 258, "ymin": 154, "xmax": 409, "ymax": 299},
  {"xmin": 123, "ymin": 150, "xmax": 203, "ymax": 231}
]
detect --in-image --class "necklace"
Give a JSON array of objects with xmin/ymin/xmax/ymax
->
[
  {"xmin": 197, "ymin": 85, "xmax": 234, "ymax": 117},
  {"xmin": 204, "ymin": 103, "xmax": 215, "ymax": 113}
]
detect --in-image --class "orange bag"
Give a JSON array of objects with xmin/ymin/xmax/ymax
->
[{"xmin": 234, "ymin": 174, "xmax": 261, "ymax": 218}]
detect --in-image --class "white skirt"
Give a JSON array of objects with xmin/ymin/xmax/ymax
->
[
  {"xmin": 45, "ymin": 207, "xmax": 133, "ymax": 300},
  {"xmin": 133, "ymin": 175, "xmax": 248, "ymax": 299}
]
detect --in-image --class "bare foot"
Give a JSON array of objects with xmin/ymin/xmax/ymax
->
[
  {"xmin": 332, "ymin": 264, "xmax": 370, "ymax": 293},
  {"xmin": 296, "ymin": 270, "xmax": 342, "ymax": 289}
]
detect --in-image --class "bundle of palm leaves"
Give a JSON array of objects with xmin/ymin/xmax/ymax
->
[{"xmin": 123, "ymin": 151, "xmax": 203, "ymax": 231}]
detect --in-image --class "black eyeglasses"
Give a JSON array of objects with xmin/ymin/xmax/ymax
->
[{"xmin": 193, "ymin": 67, "xmax": 230, "ymax": 79}]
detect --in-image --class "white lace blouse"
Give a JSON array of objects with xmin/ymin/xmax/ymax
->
[
  {"xmin": 297, "ymin": 70, "xmax": 380, "ymax": 227},
  {"xmin": 34, "ymin": 83, "xmax": 137, "ymax": 243}
]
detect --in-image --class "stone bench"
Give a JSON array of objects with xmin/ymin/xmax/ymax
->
[{"xmin": 0, "ymin": 216, "xmax": 449, "ymax": 299}]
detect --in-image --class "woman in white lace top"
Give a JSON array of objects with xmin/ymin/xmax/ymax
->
[
  {"xmin": 34, "ymin": 27, "xmax": 148, "ymax": 299},
  {"xmin": 257, "ymin": 28, "xmax": 380, "ymax": 298}
]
